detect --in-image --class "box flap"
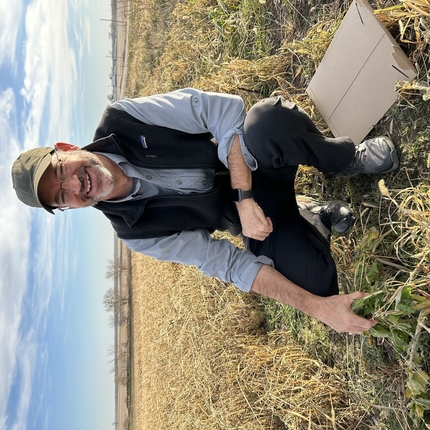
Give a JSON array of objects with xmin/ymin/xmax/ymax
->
[{"xmin": 306, "ymin": 0, "xmax": 416, "ymax": 144}]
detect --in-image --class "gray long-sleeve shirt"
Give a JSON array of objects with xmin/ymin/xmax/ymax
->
[{"xmin": 108, "ymin": 88, "xmax": 273, "ymax": 291}]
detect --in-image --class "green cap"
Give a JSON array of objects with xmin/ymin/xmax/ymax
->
[{"xmin": 11, "ymin": 147, "xmax": 56, "ymax": 214}]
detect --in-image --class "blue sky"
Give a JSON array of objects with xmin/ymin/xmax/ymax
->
[{"xmin": 1, "ymin": 0, "xmax": 117, "ymax": 429}]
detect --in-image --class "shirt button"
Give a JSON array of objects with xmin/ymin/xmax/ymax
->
[
  {"xmin": 146, "ymin": 175, "xmax": 152, "ymax": 180},
  {"xmin": 202, "ymin": 181, "xmax": 207, "ymax": 185},
  {"xmin": 177, "ymin": 180, "xmax": 182, "ymax": 185}
]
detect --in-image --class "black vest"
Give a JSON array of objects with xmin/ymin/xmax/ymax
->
[{"xmin": 86, "ymin": 106, "xmax": 241, "ymax": 239}]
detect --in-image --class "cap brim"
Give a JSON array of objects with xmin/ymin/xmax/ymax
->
[{"xmin": 34, "ymin": 151, "xmax": 55, "ymax": 214}]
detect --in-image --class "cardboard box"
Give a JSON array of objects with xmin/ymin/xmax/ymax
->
[{"xmin": 306, "ymin": 0, "xmax": 417, "ymax": 144}]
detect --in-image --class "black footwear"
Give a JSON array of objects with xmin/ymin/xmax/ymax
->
[
  {"xmin": 296, "ymin": 196, "xmax": 354, "ymax": 233},
  {"xmin": 339, "ymin": 136, "xmax": 399, "ymax": 177}
]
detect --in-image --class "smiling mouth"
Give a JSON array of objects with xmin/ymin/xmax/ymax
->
[{"xmin": 86, "ymin": 171, "xmax": 93, "ymax": 195}]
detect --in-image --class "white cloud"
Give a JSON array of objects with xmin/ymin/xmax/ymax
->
[
  {"xmin": 0, "ymin": 1, "xmax": 23, "ymax": 67},
  {"xmin": 72, "ymin": 14, "xmax": 91, "ymax": 63},
  {"xmin": 0, "ymin": 85, "xmax": 58, "ymax": 430},
  {"xmin": 4, "ymin": 214, "xmax": 65, "ymax": 430},
  {"xmin": 21, "ymin": 0, "xmax": 78, "ymax": 149},
  {"xmin": 3, "ymin": 1, "xmax": 93, "ymax": 424},
  {"xmin": 0, "ymin": 88, "xmax": 33, "ymax": 429},
  {"xmin": 8, "ymin": 332, "xmax": 37, "ymax": 430},
  {"xmin": 3, "ymin": 0, "xmax": 114, "ymax": 427},
  {"xmin": 0, "ymin": 86, "xmax": 60, "ymax": 430},
  {"xmin": 83, "ymin": 16, "xmax": 92, "ymax": 55}
]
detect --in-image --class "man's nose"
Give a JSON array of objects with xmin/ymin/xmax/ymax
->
[{"xmin": 61, "ymin": 174, "xmax": 82, "ymax": 194}]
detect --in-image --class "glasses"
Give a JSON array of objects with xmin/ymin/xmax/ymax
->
[{"xmin": 53, "ymin": 150, "xmax": 71, "ymax": 211}]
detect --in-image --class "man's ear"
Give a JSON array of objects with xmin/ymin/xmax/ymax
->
[{"xmin": 55, "ymin": 142, "xmax": 80, "ymax": 152}]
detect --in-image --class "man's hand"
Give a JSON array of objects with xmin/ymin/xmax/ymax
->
[
  {"xmin": 312, "ymin": 292, "xmax": 377, "ymax": 334},
  {"xmin": 236, "ymin": 198, "xmax": 273, "ymax": 240},
  {"xmin": 252, "ymin": 265, "xmax": 377, "ymax": 335}
]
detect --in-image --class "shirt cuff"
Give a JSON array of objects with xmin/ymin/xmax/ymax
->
[
  {"xmin": 218, "ymin": 130, "xmax": 258, "ymax": 171},
  {"xmin": 236, "ymin": 255, "xmax": 274, "ymax": 292}
]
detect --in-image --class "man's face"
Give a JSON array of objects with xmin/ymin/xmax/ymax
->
[{"xmin": 37, "ymin": 148, "xmax": 114, "ymax": 210}]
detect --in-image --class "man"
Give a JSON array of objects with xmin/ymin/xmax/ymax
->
[{"xmin": 12, "ymin": 88, "xmax": 399, "ymax": 334}]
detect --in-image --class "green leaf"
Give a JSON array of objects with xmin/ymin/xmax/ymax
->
[
  {"xmin": 391, "ymin": 329, "xmax": 410, "ymax": 353},
  {"xmin": 366, "ymin": 261, "xmax": 382, "ymax": 283},
  {"xmin": 385, "ymin": 315, "xmax": 413, "ymax": 333},
  {"xmin": 408, "ymin": 395, "xmax": 430, "ymax": 418},
  {"xmin": 352, "ymin": 290, "xmax": 384, "ymax": 317},
  {"xmin": 406, "ymin": 371, "xmax": 429, "ymax": 399},
  {"xmin": 410, "ymin": 369, "xmax": 430, "ymax": 388},
  {"xmin": 385, "ymin": 313, "xmax": 400, "ymax": 325},
  {"xmin": 368, "ymin": 324, "xmax": 391, "ymax": 337},
  {"xmin": 401, "ymin": 286, "xmax": 413, "ymax": 302}
]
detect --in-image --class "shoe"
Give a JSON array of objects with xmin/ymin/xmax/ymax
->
[
  {"xmin": 296, "ymin": 196, "xmax": 354, "ymax": 233},
  {"xmin": 339, "ymin": 136, "xmax": 399, "ymax": 177}
]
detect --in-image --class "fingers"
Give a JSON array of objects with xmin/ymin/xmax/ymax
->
[
  {"xmin": 237, "ymin": 200, "xmax": 273, "ymax": 240},
  {"xmin": 339, "ymin": 317, "xmax": 376, "ymax": 335},
  {"xmin": 345, "ymin": 294, "xmax": 378, "ymax": 334},
  {"xmin": 347, "ymin": 314, "xmax": 377, "ymax": 334},
  {"xmin": 251, "ymin": 220, "xmax": 272, "ymax": 240},
  {"xmin": 259, "ymin": 216, "xmax": 273, "ymax": 236},
  {"xmin": 320, "ymin": 294, "xmax": 378, "ymax": 334},
  {"xmin": 253, "ymin": 217, "xmax": 272, "ymax": 240},
  {"xmin": 348, "ymin": 291, "xmax": 369, "ymax": 300}
]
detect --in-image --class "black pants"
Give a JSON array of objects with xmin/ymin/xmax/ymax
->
[{"xmin": 243, "ymin": 96, "xmax": 355, "ymax": 296}]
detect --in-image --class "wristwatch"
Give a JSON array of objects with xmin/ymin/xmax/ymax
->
[{"xmin": 231, "ymin": 189, "xmax": 254, "ymax": 202}]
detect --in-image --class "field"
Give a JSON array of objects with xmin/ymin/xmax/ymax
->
[{"xmin": 122, "ymin": 0, "xmax": 430, "ymax": 428}]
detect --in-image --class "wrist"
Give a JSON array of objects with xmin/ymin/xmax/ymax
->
[
  {"xmin": 303, "ymin": 294, "xmax": 325, "ymax": 320},
  {"xmin": 231, "ymin": 188, "xmax": 254, "ymax": 202}
]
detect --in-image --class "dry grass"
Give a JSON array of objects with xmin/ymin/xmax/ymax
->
[{"xmin": 131, "ymin": 253, "xmax": 368, "ymax": 430}]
